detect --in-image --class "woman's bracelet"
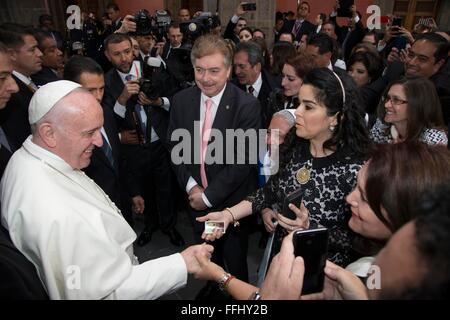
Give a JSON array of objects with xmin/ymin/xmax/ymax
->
[{"xmin": 224, "ymin": 208, "xmax": 240, "ymax": 227}]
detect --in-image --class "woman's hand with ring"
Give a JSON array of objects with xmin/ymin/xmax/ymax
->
[{"xmin": 277, "ymin": 201, "xmax": 310, "ymax": 232}]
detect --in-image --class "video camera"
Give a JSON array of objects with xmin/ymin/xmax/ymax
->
[
  {"xmin": 169, "ymin": 13, "xmax": 220, "ymax": 86},
  {"xmin": 132, "ymin": 9, "xmax": 171, "ymax": 42}
]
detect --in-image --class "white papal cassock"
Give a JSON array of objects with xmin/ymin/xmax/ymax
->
[{"xmin": 1, "ymin": 136, "xmax": 187, "ymax": 299}]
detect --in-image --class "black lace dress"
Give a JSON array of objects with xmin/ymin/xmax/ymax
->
[{"xmin": 247, "ymin": 139, "xmax": 363, "ymax": 267}]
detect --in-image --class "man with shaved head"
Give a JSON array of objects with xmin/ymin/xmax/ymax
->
[{"xmin": 0, "ymin": 80, "xmax": 214, "ymax": 299}]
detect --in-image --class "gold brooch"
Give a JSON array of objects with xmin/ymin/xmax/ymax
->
[{"xmin": 296, "ymin": 166, "xmax": 311, "ymax": 184}]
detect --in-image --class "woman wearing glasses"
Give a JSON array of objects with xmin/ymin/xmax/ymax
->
[{"xmin": 370, "ymin": 77, "xmax": 448, "ymax": 146}]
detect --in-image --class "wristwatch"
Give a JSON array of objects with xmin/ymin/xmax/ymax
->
[{"xmin": 218, "ymin": 272, "xmax": 234, "ymax": 291}]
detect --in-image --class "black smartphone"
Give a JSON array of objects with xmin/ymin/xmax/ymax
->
[
  {"xmin": 293, "ymin": 228, "xmax": 329, "ymax": 295},
  {"xmin": 392, "ymin": 17, "xmax": 402, "ymax": 27},
  {"xmin": 337, "ymin": 0, "xmax": 354, "ymax": 18},
  {"xmin": 393, "ymin": 35, "xmax": 408, "ymax": 51},
  {"xmin": 242, "ymin": 3, "xmax": 257, "ymax": 11},
  {"xmin": 282, "ymin": 188, "xmax": 303, "ymax": 220}
]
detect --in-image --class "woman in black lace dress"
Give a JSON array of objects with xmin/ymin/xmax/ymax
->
[{"xmin": 198, "ymin": 68, "xmax": 372, "ymax": 267}]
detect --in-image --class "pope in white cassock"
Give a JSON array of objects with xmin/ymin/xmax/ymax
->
[{"xmin": 0, "ymin": 80, "xmax": 213, "ymax": 299}]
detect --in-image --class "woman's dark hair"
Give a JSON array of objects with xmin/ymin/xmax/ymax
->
[
  {"xmin": 270, "ymin": 41, "xmax": 296, "ymax": 76},
  {"xmin": 238, "ymin": 27, "xmax": 253, "ymax": 38},
  {"xmin": 377, "ymin": 77, "xmax": 446, "ymax": 141},
  {"xmin": 285, "ymin": 51, "xmax": 316, "ymax": 80},
  {"xmin": 365, "ymin": 142, "xmax": 450, "ymax": 233},
  {"xmin": 347, "ymin": 51, "xmax": 383, "ymax": 84},
  {"xmin": 302, "ymin": 68, "xmax": 371, "ymax": 159}
]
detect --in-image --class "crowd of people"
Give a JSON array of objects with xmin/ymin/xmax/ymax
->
[{"xmin": 0, "ymin": 0, "xmax": 449, "ymax": 300}]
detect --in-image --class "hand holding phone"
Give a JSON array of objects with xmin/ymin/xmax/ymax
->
[
  {"xmin": 282, "ymin": 189, "xmax": 303, "ymax": 220},
  {"xmin": 293, "ymin": 228, "xmax": 329, "ymax": 295}
]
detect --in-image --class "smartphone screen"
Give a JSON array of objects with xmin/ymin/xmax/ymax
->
[
  {"xmin": 282, "ymin": 189, "xmax": 303, "ymax": 220},
  {"xmin": 242, "ymin": 3, "xmax": 257, "ymax": 11},
  {"xmin": 293, "ymin": 228, "xmax": 328, "ymax": 295}
]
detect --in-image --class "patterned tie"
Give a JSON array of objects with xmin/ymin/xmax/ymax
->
[
  {"xmin": 248, "ymin": 85, "xmax": 255, "ymax": 97},
  {"xmin": 293, "ymin": 20, "xmax": 302, "ymax": 37},
  {"xmin": 101, "ymin": 133, "xmax": 114, "ymax": 167},
  {"xmin": 200, "ymin": 99, "xmax": 213, "ymax": 188}
]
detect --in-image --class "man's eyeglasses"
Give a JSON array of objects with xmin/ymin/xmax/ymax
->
[
  {"xmin": 383, "ymin": 95, "xmax": 408, "ymax": 105},
  {"xmin": 237, "ymin": 24, "xmax": 247, "ymax": 27}
]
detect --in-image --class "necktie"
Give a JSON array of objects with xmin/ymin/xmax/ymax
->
[
  {"xmin": 27, "ymin": 80, "xmax": 38, "ymax": 93},
  {"xmin": 125, "ymin": 74, "xmax": 133, "ymax": 82},
  {"xmin": 248, "ymin": 85, "xmax": 255, "ymax": 97},
  {"xmin": 293, "ymin": 20, "xmax": 302, "ymax": 37},
  {"xmin": 0, "ymin": 126, "xmax": 11, "ymax": 152},
  {"xmin": 200, "ymin": 99, "xmax": 213, "ymax": 188},
  {"xmin": 101, "ymin": 133, "xmax": 114, "ymax": 167}
]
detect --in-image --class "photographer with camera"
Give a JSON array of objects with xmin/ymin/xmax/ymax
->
[
  {"xmin": 102, "ymin": 33, "xmax": 184, "ymax": 247},
  {"xmin": 162, "ymin": 23, "xmax": 183, "ymax": 61}
]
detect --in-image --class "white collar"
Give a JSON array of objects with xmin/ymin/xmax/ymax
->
[
  {"xmin": 23, "ymin": 136, "xmax": 75, "ymax": 174},
  {"xmin": 327, "ymin": 61, "xmax": 333, "ymax": 71},
  {"xmin": 12, "ymin": 71, "xmax": 32, "ymax": 86},
  {"xmin": 116, "ymin": 60, "xmax": 142, "ymax": 82},
  {"xmin": 139, "ymin": 50, "xmax": 150, "ymax": 61},
  {"xmin": 246, "ymin": 72, "xmax": 263, "ymax": 95},
  {"xmin": 201, "ymin": 83, "xmax": 227, "ymax": 107}
]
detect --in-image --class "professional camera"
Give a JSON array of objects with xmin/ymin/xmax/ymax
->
[
  {"xmin": 133, "ymin": 9, "xmax": 153, "ymax": 36},
  {"xmin": 139, "ymin": 57, "xmax": 163, "ymax": 101}
]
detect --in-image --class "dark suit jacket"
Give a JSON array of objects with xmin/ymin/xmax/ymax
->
[
  {"xmin": 103, "ymin": 67, "xmax": 170, "ymax": 197},
  {"xmin": 0, "ymin": 225, "xmax": 48, "ymax": 300},
  {"xmin": 330, "ymin": 15, "xmax": 365, "ymax": 61},
  {"xmin": 280, "ymin": 19, "xmax": 315, "ymax": 42},
  {"xmin": 83, "ymin": 105, "xmax": 123, "ymax": 209},
  {"xmin": 0, "ymin": 75, "xmax": 32, "ymax": 151},
  {"xmin": 31, "ymin": 67, "xmax": 60, "ymax": 87},
  {"xmin": 234, "ymin": 69, "xmax": 279, "ymax": 128},
  {"xmin": 223, "ymin": 19, "xmax": 240, "ymax": 44},
  {"xmin": 168, "ymin": 83, "xmax": 260, "ymax": 209}
]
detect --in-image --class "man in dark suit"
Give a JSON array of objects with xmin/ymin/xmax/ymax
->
[
  {"xmin": 38, "ymin": 14, "xmax": 64, "ymax": 51},
  {"xmin": 306, "ymin": 33, "xmax": 346, "ymax": 71},
  {"xmin": 233, "ymin": 41, "xmax": 279, "ymax": 128},
  {"xmin": 280, "ymin": 2, "xmax": 315, "ymax": 43},
  {"xmin": 0, "ymin": 42, "xmax": 47, "ymax": 300},
  {"xmin": 161, "ymin": 23, "xmax": 183, "ymax": 62},
  {"xmin": 0, "ymin": 23, "xmax": 43, "ymax": 152},
  {"xmin": 102, "ymin": 33, "xmax": 184, "ymax": 247},
  {"xmin": 329, "ymin": 3, "xmax": 365, "ymax": 61},
  {"xmin": 168, "ymin": 35, "xmax": 261, "ymax": 295},
  {"xmin": 63, "ymin": 55, "xmax": 132, "ymax": 224},
  {"xmin": 31, "ymin": 31, "xmax": 63, "ymax": 86},
  {"xmin": 223, "ymin": 3, "xmax": 248, "ymax": 44}
]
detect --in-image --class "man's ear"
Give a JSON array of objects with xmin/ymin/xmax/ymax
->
[
  {"xmin": 104, "ymin": 49, "xmax": 111, "ymax": 62},
  {"xmin": 37, "ymin": 123, "xmax": 57, "ymax": 148},
  {"xmin": 434, "ymin": 58, "xmax": 445, "ymax": 73},
  {"xmin": 254, "ymin": 62, "xmax": 262, "ymax": 73},
  {"xmin": 7, "ymin": 48, "xmax": 17, "ymax": 63}
]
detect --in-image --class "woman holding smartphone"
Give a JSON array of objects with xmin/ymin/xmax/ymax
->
[{"xmin": 198, "ymin": 68, "xmax": 371, "ymax": 267}]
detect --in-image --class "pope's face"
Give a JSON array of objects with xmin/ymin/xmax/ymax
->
[{"xmin": 54, "ymin": 92, "xmax": 104, "ymax": 169}]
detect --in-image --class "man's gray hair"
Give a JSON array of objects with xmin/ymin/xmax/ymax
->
[{"xmin": 235, "ymin": 41, "xmax": 263, "ymax": 67}]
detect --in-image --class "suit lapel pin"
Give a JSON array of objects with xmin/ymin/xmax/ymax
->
[{"xmin": 225, "ymin": 105, "xmax": 230, "ymax": 110}]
